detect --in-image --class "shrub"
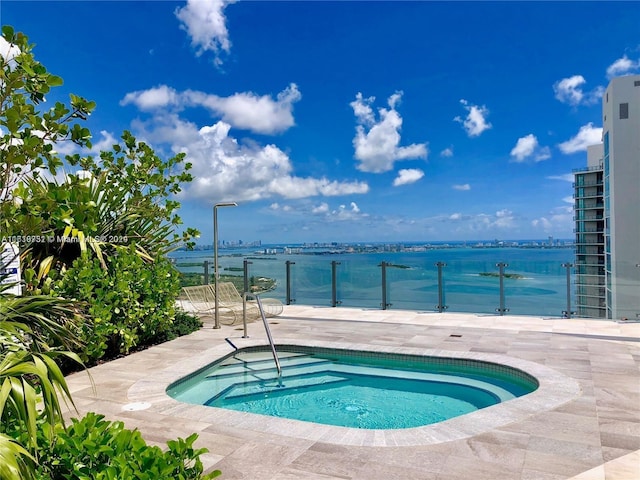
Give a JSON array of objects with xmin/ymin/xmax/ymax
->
[
  {"xmin": 54, "ymin": 246, "xmax": 182, "ymax": 362},
  {"xmin": 163, "ymin": 310, "xmax": 203, "ymax": 341},
  {"xmin": 4, "ymin": 412, "xmax": 220, "ymax": 480}
]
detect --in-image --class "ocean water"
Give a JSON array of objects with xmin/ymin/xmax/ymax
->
[{"xmin": 170, "ymin": 246, "xmax": 575, "ymax": 318}]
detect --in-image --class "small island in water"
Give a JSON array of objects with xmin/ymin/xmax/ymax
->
[{"xmin": 479, "ymin": 272, "xmax": 525, "ymax": 279}]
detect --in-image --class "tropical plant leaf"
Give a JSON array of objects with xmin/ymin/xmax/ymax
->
[
  {"xmin": 0, "ymin": 290, "xmax": 85, "ymax": 460},
  {"xmin": 0, "ymin": 433, "xmax": 34, "ymax": 480}
]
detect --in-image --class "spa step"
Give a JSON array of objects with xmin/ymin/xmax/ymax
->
[
  {"xmin": 216, "ymin": 351, "xmax": 308, "ymax": 370},
  {"xmin": 208, "ymin": 355, "xmax": 330, "ymax": 378},
  {"xmin": 207, "ymin": 371, "xmax": 351, "ymax": 405}
]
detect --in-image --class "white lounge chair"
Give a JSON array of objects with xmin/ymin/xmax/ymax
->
[{"xmin": 182, "ymin": 282, "xmax": 283, "ymax": 325}]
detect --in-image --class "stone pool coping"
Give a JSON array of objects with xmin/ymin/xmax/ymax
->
[
  {"xmin": 127, "ymin": 338, "xmax": 581, "ymax": 447},
  {"xmin": 63, "ymin": 306, "xmax": 640, "ymax": 479}
]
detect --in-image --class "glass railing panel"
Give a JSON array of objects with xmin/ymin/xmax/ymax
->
[
  {"xmin": 170, "ymin": 246, "xmax": 577, "ymax": 318},
  {"xmin": 245, "ymin": 253, "xmax": 382, "ymax": 308},
  {"xmin": 610, "ymin": 260, "xmax": 640, "ymax": 320},
  {"xmin": 334, "ymin": 256, "xmax": 382, "ymax": 308},
  {"xmin": 431, "ymin": 254, "xmax": 500, "ymax": 315},
  {"xmin": 382, "ymin": 255, "xmax": 435, "ymax": 312},
  {"xmin": 505, "ymin": 258, "xmax": 573, "ymax": 317},
  {"xmin": 286, "ymin": 257, "xmax": 333, "ymax": 306},
  {"xmin": 241, "ymin": 254, "xmax": 286, "ymax": 297}
]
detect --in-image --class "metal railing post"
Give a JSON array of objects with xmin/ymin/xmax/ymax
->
[
  {"xmin": 285, "ymin": 260, "xmax": 295, "ymax": 305},
  {"xmin": 496, "ymin": 262, "xmax": 509, "ymax": 315},
  {"xmin": 380, "ymin": 261, "xmax": 391, "ymax": 310},
  {"xmin": 562, "ymin": 262, "xmax": 574, "ymax": 318},
  {"xmin": 435, "ymin": 261, "xmax": 448, "ymax": 312},
  {"xmin": 331, "ymin": 261, "xmax": 341, "ymax": 307}
]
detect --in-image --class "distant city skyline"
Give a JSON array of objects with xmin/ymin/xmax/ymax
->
[
  {"xmin": 3, "ymin": 1, "xmax": 640, "ymax": 244},
  {"xmin": 197, "ymin": 236, "xmax": 575, "ymax": 250}
]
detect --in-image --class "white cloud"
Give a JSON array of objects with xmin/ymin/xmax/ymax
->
[
  {"xmin": 547, "ymin": 173, "xmax": 575, "ymax": 182},
  {"xmin": 535, "ymin": 148, "xmax": 552, "ymax": 162},
  {"xmin": 312, "ymin": 202, "xmax": 329, "ymax": 214},
  {"xmin": 350, "ymin": 91, "xmax": 428, "ymax": 173},
  {"xmin": 606, "ymin": 55, "xmax": 640, "ymax": 79},
  {"xmin": 121, "ymin": 85, "xmax": 179, "ymax": 111},
  {"xmin": 510, "ymin": 134, "xmax": 551, "ymax": 162},
  {"xmin": 454, "ymin": 99, "xmax": 491, "ymax": 137},
  {"xmin": 131, "ymin": 114, "xmax": 368, "ymax": 203},
  {"xmin": 553, "ymin": 75, "xmax": 604, "ymax": 106},
  {"xmin": 440, "ymin": 147, "xmax": 454, "ymax": 157},
  {"xmin": 274, "ymin": 201, "xmax": 368, "ymax": 225},
  {"xmin": 558, "ymin": 123, "xmax": 603, "ymax": 154},
  {"xmin": 554, "ymin": 75, "xmax": 585, "ymax": 105},
  {"xmin": 329, "ymin": 202, "xmax": 366, "ymax": 221},
  {"xmin": 49, "ymin": 138, "xmax": 78, "ymax": 156},
  {"xmin": 0, "ymin": 36, "xmax": 21, "ymax": 67},
  {"xmin": 532, "ymin": 204, "xmax": 573, "ymax": 233},
  {"xmin": 452, "ymin": 184, "xmax": 470, "ymax": 191},
  {"xmin": 510, "ymin": 134, "xmax": 537, "ymax": 161},
  {"xmin": 493, "ymin": 209, "xmax": 515, "ymax": 228},
  {"xmin": 185, "ymin": 83, "xmax": 301, "ymax": 134},
  {"xmin": 392, "ymin": 168, "xmax": 424, "ymax": 186},
  {"xmin": 269, "ymin": 203, "xmax": 293, "ymax": 213},
  {"xmin": 351, "ymin": 93, "xmax": 376, "ymax": 125},
  {"xmin": 48, "ymin": 130, "xmax": 117, "ymax": 157},
  {"xmin": 440, "ymin": 209, "xmax": 516, "ymax": 233},
  {"xmin": 175, "ymin": 0, "xmax": 234, "ymax": 65},
  {"xmin": 121, "ymin": 83, "xmax": 301, "ymax": 135},
  {"xmin": 270, "ymin": 201, "xmax": 366, "ymax": 223},
  {"xmin": 89, "ymin": 130, "xmax": 118, "ymax": 154},
  {"xmin": 531, "ymin": 217, "xmax": 552, "ymax": 230}
]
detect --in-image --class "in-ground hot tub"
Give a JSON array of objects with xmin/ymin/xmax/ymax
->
[{"xmin": 167, "ymin": 345, "xmax": 538, "ymax": 429}]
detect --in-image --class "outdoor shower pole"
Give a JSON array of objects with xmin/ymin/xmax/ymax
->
[
  {"xmin": 243, "ymin": 259, "xmax": 253, "ymax": 294},
  {"xmin": 213, "ymin": 202, "xmax": 237, "ymax": 329}
]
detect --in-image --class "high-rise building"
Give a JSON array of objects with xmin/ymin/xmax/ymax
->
[
  {"xmin": 574, "ymin": 144, "xmax": 605, "ymax": 318},
  {"xmin": 574, "ymin": 74, "xmax": 640, "ymax": 320}
]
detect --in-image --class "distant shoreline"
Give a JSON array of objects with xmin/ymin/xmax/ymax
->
[{"xmin": 177, "ymin": 241, "xmax": 575, "ymax": 255}]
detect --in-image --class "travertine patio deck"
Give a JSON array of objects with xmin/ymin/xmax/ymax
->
[{"xmin": 64, "ymin": 306, "xmax": 640, "ymax": 479}]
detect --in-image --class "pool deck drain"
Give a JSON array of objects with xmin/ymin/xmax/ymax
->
[{"xmin": 64, "ymin": 306, "xmax": 640, "ymax": 480}]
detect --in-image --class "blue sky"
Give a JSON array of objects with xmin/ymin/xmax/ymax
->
[{"xmin": 2, "ymin": 1, "xmax": 640, "ymax": 245}]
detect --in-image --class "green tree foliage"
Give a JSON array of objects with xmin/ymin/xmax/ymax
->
[
  {"xmin": 0, "ymin": 25, "xmax": 94, "ymax": 216},
  {"xmin": 17, "ymin": 130, "xmax": 198, "ymax": 281},
  {"xmin": 0, "ymin": 25, "xmax": 197, "ymax": 283},
  {"xmin": 54, "ymin": 246, "xmax": 182, "ymax": 362},
  {"xmin": 0, "ymin": 26, "xmax": 199, "ymax": 351},
  {"xmin": 0, "ymin": 26, "xmax": 208, "ymax": 478}
]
